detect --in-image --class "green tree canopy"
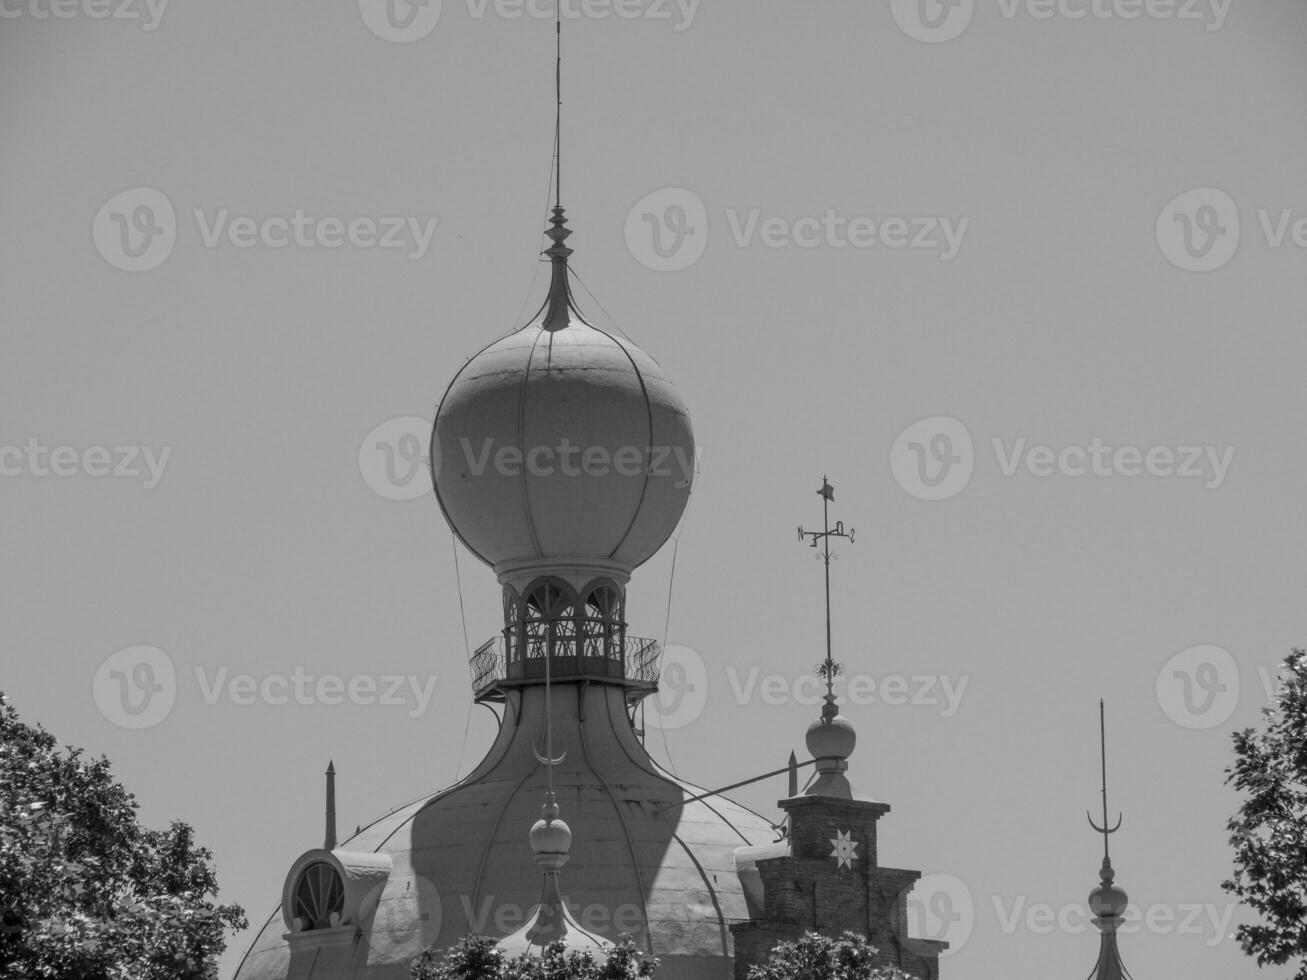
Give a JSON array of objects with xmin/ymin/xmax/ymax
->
[
  {"xmin": 1225, "ymin": 648, "xmax": 1307, "ymax": 979},
  {"xmin": 0, "ymin": 692, "xmax": 245, "ymax": 979}
]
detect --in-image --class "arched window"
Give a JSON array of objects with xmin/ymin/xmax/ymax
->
[
  {"xmin": 522, "ymin": 580, "xmax": 576, "ymax": 662},
  {"xmin": 292, "ymin": 861, "xmax": 344, "ymax": 931},
  {"xmin": 580, "ymin": 583, "xmax": 624, "ymax": 662}
]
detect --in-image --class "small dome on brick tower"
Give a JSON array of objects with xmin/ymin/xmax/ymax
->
[{"xmin": 431, "ymin": 207, "xmax": 694, "ymax": 599}]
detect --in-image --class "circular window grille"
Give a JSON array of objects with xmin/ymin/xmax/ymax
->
[{"xmin": 293, "ymin": 861, "xmax": 345, "ymax": 931}]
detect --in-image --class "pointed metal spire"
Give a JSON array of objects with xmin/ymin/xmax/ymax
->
[
  {"xmin": 324, "ymin": 760, "xmax": 337, "ymax": 851},
  {"xmin": 797, "ymin": 477, "xmax": 855, "ymax": 718},
  {"xmin": 1083, "ymin": 701, "xmax": 1135, "ymax": 980},
  {"xmin": 797, "ymin": 478, "xmax": 859, "ymax": 798},
  {"xmin": 538, "ymin": 0, "xmax": 579, "ymax": 334}
]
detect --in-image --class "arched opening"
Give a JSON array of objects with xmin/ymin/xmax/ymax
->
[{"xmin": 292, "ymin": 861, "xmax": 344, "ymax": 932}]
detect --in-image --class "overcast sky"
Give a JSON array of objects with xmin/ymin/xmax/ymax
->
[{"xmin": 3, "ymin": 1, "xmax": 1307, "ymax": 978}]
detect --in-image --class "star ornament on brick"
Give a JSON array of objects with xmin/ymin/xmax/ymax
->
[{"xmin": 829, "ymin": 829, "xmax": 858, "ymax": 870}]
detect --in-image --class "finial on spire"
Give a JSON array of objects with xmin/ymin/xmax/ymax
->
[
  {"xmin": 324, "ymin": 760, "xmax": 337, "ymax": 851},
  {"xmin": 1084, "ymin": 701, "xmax": 1135, "ymax": 979},
  {"xmin": 1087, "ymin": 699, "xmax": 1123, "ymax": 864},
  {"xmin": 554, "ymin": 1, "xmax": 562, "ymax": 210},
  {"xmin": 797, "ymin": 478, "xmax": 859, "ymax": 799},
  {"xmin": 797, "ymin": 477, "xmax": 855, "ymax": 714}
]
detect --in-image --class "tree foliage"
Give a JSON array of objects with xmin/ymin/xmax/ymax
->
[
  {"xmin": 745, "ymin": 931, "xmax": 914, "ymax": 980},
  {"xmin": 1225, "ymin": 648, "xmax": 1307, "ymax": 979},
  {"xmin": 411, "ymin": 935, "xmax": 656, "ymax": 980},
  {"xmin": 0, "ymin": 692, "xmax": 246, "ymax": 979}
]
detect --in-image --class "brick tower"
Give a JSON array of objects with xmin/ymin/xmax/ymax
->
[{"xmin": 729, "ymin": 480, "xmax": 945, "ymax": 979}]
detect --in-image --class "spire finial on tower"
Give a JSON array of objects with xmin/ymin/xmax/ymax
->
[
  {"xmin": 797, "ymin": 478, "xmax": 859, "ymax": 798},
  {"xmin": 554, "ymin": 0, "xmax": 562, "ymax": 210},
  {"xmin": 1083, "ymin": 701, "xmax": 1135, "ymax": 980},
  {"xmin": 538, "ymin": 7, "xmax": 580, "ymax": 332},
  {"xmin": 1087, "ymin": 699, "xmax": 1124, "ymax": 867},
  {"xmin": 797, "ymin": 477, "xmax": 855, "ymax": 716},
  {"xmin": 324, "ymin": 760, "xmax": 337, "ymax": 851}
]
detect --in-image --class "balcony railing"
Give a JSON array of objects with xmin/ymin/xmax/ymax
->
[{"xmin": 469, "ymin": 633, "xmax": 662, "ymax": 702}]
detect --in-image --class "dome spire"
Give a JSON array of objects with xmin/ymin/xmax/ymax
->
[
  {"xmin": 796, "ymin": 477, "xmax": 860, "ymax": 799},
  {"xmin": 539, "ymin": 0, "xmax": 577, "ymax": 333},
  {"xmin": 1084, "ymin": 700, "xmax": 1135, "ymax": 980}
]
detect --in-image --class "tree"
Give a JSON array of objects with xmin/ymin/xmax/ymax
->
[
  {"xmin": 746, "ymin": 931, "xmax": 915, "ymax": 980},
  {"xmin": 1225, "ymin": 648, "xmax": 1307, "ymax": 979},
  {"xmin": 411, "ymin": 935, "xmax": 657, "ymax": 980},
  {"xmin": 0, "ymin": 691, "xmax": 246, "ymax": 979}
]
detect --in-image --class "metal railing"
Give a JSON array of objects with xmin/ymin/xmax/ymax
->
[{"xmin": 469, "ymin": 633, "xmax": 662, "ymax": 699}]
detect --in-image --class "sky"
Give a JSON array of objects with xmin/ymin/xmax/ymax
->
[{"xmin": 3, "ymin": 1, "xmax": 1307, "ymax": 978}]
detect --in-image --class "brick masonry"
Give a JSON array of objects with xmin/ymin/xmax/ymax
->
[{"xmin": 729, "ymin": 794, "xmax": 946, "ymax": 979}]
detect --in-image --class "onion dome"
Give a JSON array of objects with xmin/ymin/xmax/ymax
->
[
  {"xmin": 499, "ymin": 794, "xmax": 610, "ymax": 959},
  {"xmin": 431, "ymin": 208, "xmax": 694, "ymax": 596}
]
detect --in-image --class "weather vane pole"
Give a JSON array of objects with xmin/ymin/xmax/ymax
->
[
  {"xmin": 798, "ymin": 477, "xmax": 855, "ymax": 705},
  {"xmin": 1087, "ymin": 698, "xmax": 1123, "ymax": 862}
]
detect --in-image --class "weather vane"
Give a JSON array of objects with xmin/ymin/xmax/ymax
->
[
  {"xmin": 1087, "ymin": 699, "xmax": 1123, "ymax": 860},
  {"xmin": 797, "ymin": 477, "xmax": 855, "ymax": 705}
]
